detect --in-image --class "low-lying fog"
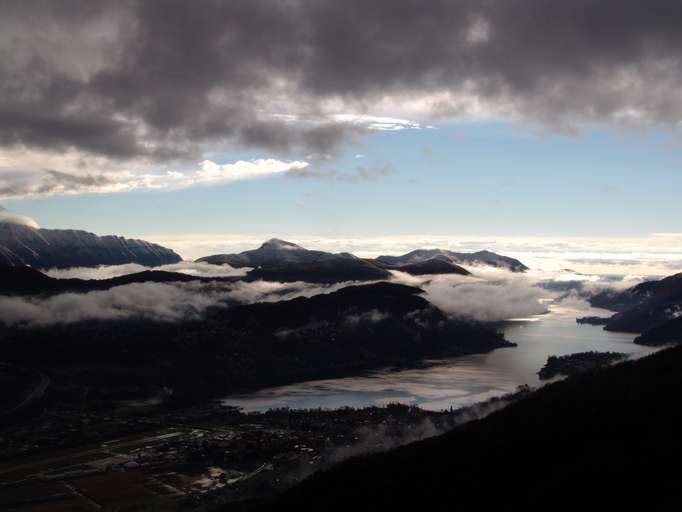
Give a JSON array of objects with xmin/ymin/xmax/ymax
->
[
  {"xmin": 0, "ymin": 261, "xmax": 658, "ymax": 411},
  {"xmin": 0, "ymin": 262, "xmax": 646, "ymax": 327}
]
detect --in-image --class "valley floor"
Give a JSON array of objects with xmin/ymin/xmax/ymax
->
[{"xmin": 0, "ymin": 392, "xmax": 523, "ymax": 511}]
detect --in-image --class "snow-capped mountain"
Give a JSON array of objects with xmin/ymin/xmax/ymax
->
[
  {"xmin": 0, "ymin": 210, "xmax": 181, "ymax": 269},
  {"xmin": 197, "ymin": 238, "xmax": 347, "ymax": 267},
  {"xmin": 198, "ymin": 239, "xmax": 391, "ymax": 283},
  {"xmin": 196, "ymin": 238, "xmax": 526, "ymax": 282}
]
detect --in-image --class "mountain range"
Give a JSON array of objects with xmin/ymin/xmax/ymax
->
[
  {"xmin": 0, "ymin": 214, "xmax": 181, "ymax": 269},
  {"xmin": 0, "ymin": 207, "xmax": 527, "ymax": 281},
  {"xmin": 373, "ymin": 247, "xmax": 529, "ymax": 272},
  {"xmin": 197, "ymin": 238, "xmax": 524, "ymax": 283},
  {"xmin": 0, "ymin": 206, "xmax": 527, "ymax": 282}
]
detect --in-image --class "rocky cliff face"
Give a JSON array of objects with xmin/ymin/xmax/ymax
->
[{"xmin": 0, "ymin": 222, "xmax": 182, "ymax": 269}]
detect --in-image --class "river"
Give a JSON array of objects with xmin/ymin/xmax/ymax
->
[{"xmin": 222, "ymin": 304, "xmax": 657, "ymax": 412}]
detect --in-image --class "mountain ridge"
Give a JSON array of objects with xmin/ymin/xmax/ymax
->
[
  {"xmin": 376, "ymin": 247, "xmax": 528, "ymax": 272},
  {"xmin": 197, "ymin": 239, "xmax": 527, "ymax": 277},
  {"xmin": 0, "ymin": 221, "xmax": 182, "ymax": 269},
  {"xmin": 584, "ymin": 271, "xmax": 682, "ymax": 345},
  {"xmin": 0, "ymin": 266, "xmax": 238, "ymax": 296}
]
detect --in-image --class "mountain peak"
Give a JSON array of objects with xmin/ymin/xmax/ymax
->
[
  {"xmin": 198, "ymin": 239, "xmax": 329, "ymax": 268},
  {"xmin": 261, "ymin": 238, "xmax": 302, "ymax": 249},
  {"xmin": 0, "ymin": 223, "xmax": 181, "ymax": 268}
]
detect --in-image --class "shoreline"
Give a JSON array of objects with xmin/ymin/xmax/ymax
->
[{"xmin": 0, "ymin": 388, "xmax": 530, "ymax": 509}]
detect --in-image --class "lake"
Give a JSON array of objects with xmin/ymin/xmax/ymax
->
[{"xmin": 222, "ymin": 304, "xmax": 657, "ymax": 412}]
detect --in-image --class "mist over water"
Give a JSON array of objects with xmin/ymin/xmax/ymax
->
[{"xmin": 223, "ymin": 304, "xmax": 657, "ymax": 412}]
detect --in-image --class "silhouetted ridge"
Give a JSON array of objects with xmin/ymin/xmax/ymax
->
[
  {"xmin": 589, "ymin": 272, "xmax": 682, "ymax": 338},
  {"xmin": 0, "ymin": 222, "xmax": 181, "ymax": 268},
  {"xmin": 197, "ymin": 239, "xmax": 333, "ymax": 268},
  {"xmin": 635, "ymin": 317, "xmax": 682, "ymax": 346},
  {"xmin": 376, "ymin": 247, "xmax": 528, "ymax": 272},
  {"xmin": 0, "ymin": 266, "xmax": 237, "ymax": 296},
  {"xmin": 246, "ymin": 257, "xmax": 391, "ymax": 283},
  {"xmin": 372, "ymin": 256, "xmax": 470, "ymax": 276},
  {"xmin": 197, "ymin": 239, "xmax": 524, "ymax": 282}
]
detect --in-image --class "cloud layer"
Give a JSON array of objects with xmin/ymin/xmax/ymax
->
[
  {"xmin": 0, "ymin": 159, "xmax": 309, "ymax": 198},
  {"xmin": 4, "ymin": 1, "xmax": 682, "ymax": 195},
  {"xmin": 44, "ymin": 261, "xmax": 249, "ymax": 280},
  {"xmin": 0, "ymin": 278, "xmax": 371, "ymax": 327},
  {"xmin": 391, "ymin": 268, "xmax": 553, "ymax": 322},
  {"xmin": 0, "ymin": 282, "xmax": 222, "ymax": 326},
  {"xmin": 0, "ymin": 206, "xmax": 39, "ymax": 228},
  {"xmin": 0, "ymin": 260, "xmax": 643, "ymax": 327}
]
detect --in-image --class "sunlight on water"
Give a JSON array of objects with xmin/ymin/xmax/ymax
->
[{"xmin": 222, "ymin": 304, "xmax": 657, "ymax": 412}]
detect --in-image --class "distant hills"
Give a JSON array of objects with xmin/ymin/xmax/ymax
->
[
  {"xmin": 198, "ymin": 238, "xmax": 333, "ymax": 267},
  {"xmin": 0, "ymin": 206, "xmax": 528, "ymax": 279},
  {"xmin": 246, "ymin": 257, "xmax": 392, "ymax": 284},
  {"xmin": 0, "ymin": 214, "xmax": 181, "ymax": 269},
  {"xmin": 199, "ymin": 239, "xmax": 392, "ymax": 283},
  {"xmin": 0, "ymin": 266, "xmax": 231, "ymax": 296},
  {"xmin": 0, "ymin": 211, "xmax": 529, "ymax": 283},
  {"xmin": 197, "ymin": 238, "xmax": 524, "ymax": 283},
  {"xmin": 373, "ymin": 256, "xmax": 471, "ymax": 276},
  {"xmin": 587, "ymin": 272, "xmax": 682, "ymax": 345},
  {"xmin": 605, "ymin": 273, "xmax": 682, "ymax": 334},
  {"xmin": 374, "ymin": 248, "xmax": 528, "ymax": 272}
]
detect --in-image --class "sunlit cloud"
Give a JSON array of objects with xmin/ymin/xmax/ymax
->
[
  {"xmin": 0, "ymin": 206, "xmax": 39, "ymax": 228},
  {"xmin": 0, "ymin": 158, "xmax": 309, "ymax": 199}
]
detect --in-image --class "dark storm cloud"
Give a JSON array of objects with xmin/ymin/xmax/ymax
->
[{"xmin": 3, "ymin": 0, "xmax": 682, "ymax": 163}]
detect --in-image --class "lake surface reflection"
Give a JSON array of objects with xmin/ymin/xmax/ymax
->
[{"xmin": 222, "ymin": 305, "xmax": 657, "ymax": 412}]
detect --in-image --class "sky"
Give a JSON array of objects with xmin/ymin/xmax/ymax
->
[{"xmin": 1, "ymin": 1, "xmax": 682, "ymax": 272}]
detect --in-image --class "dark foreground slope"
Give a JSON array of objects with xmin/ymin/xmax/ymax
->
[{"xmin": 250, "ymin": 346, "xmax": 682, "ymax": 512}]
